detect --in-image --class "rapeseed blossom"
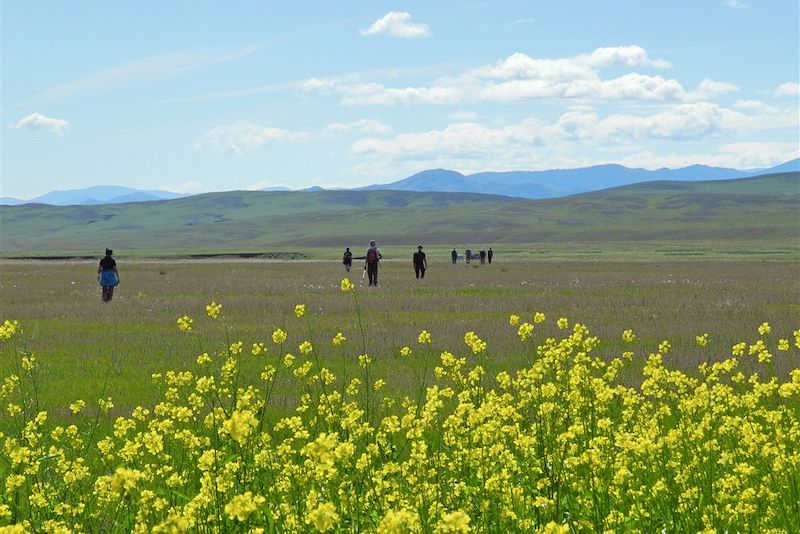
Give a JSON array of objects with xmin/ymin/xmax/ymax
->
[
  {"xmin": 332, "ymin": 332, "xmax": 346, "ymax": 346},
  {"xmin": 508, "ymin": 314, "xmax": 520, "ymax": 326},
  {"xmin": 299, "ymin": 341, "xmax": 313, "ymax": 355},
  {"xmin": 225, "ymin": 492, "xmax": 265, "ymax": 521},
  {"xmin": 306, "ymin": 502, "xmax": 338, "ymax": 532},
  {"xmin": 400, "ymin": 346, "xmax": 412, "ymax": 357},
  {"xmin": 418, "ymin": 330, "xmax": 431, "ymax": 344},
  {"xmin": 622, "ymin": 329, "xmax": 636, "ymax": 343},
  {"xmin": 533, "ymin": 312, "xmax": 546, "ymax": 324},
  {"xmin": 294, "ymin": 304, "xmax": 306, "ymax": 318},
  {"xmin": 696, "ymin": 333, "xmax": 709, "ymax": 346},
  {"xmin": 340, "ymin": 277, "xmax": 355, "ymax": 292},
  {"xmin": 272, "ymin": 328, "xmax": 287, "ymax": 344},
  {"xmin": 557, "ymin": 317, "xmax": 569, "ymax": 329},
  {"xmin": 205, "ymin": 301, "xmax": 222, "ymax": 319},
  {"xmin": 176, "ymin": 315, "xmax": 193, "ymax": 332},
  {"xmin": 758, "ymin": 322, "xmax": 771, "ymax": 335}
]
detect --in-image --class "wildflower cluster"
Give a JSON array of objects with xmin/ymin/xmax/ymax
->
[{"xmin": 1, "ymin": 312, "xmax": 799, "ymax": 533}]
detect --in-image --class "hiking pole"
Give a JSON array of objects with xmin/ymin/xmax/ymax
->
[{"xmin": 361, "ymin": 266, "xmax": 367, "ymax": 280}]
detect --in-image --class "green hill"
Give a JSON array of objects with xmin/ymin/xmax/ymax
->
[{"xmin": 1, "ymin": 172, "xmax": 797, "ymax": 256}]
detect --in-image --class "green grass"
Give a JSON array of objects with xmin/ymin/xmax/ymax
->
[
  {"xmin": 1, "ymin": 258, "xmax": 797, "ymax": 414},
  {"xmin": 1, "ymin": 172, "xmax": 797, "ymax": 257}
]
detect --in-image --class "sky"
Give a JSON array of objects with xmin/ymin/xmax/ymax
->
[{"xmin": 2, "ymin": 0, "xmax": 799, "ymax": 199}]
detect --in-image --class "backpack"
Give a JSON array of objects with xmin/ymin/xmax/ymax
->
[{"xmin": 366, "ymin": 248, "xmax": 379, "ymax": 265}]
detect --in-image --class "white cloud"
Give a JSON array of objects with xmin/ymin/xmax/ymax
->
[
  {"xmin": 774, "ymin": 82, "xmax": 800, "ymax": 97},
  {"xmin": 360, "ymin": 12, "xmax": 430, "ymax": 39},
  {"xmin": 734, "ymin": 99, "xmax": 779, "ymax": 113},
  {"xmin": 617, "ymin": 143, "xmax": 798, "ymax": 170},
  {"xmin": 352, "ymin": 101, "xmax": 796, "ymax": 165},
  {"xmin": 245, "ymin": 180, "xmax": 290, "ymax": 191},
  {"xmin": 300, "ymin": 46, "xmax": 714, "ymax": 106},
  {"xmin": 323, "ymin": 119, "xmax": 391, "ymax": 134},
  {"xmin": 724, "ymin": 0, "xmax": 748, "ymax": 9},
  {"xmin": 11, "ymin": 112, "xmax": 70, "ymax": 134},
  {"xmin": 195, "ymin": 121, "xmax": 308, "ymax": 154},
  {"xmin": 159, "ymin": 181, "xmax": 203, "ymax": 194}
]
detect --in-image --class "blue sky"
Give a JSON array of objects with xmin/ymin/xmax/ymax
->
[{"xmin": 2, "ymin": 0, "xmax": 799, "ymax": 199}]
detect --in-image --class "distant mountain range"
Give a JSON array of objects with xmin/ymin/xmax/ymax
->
[
  {"xmin": 0, "ymin": 185, "xmax": 184, "ymax": 206},
  {"xmin": 359, "ymin": 159, "xmax": 800, "ymax": 199},
  {"xmin": 3, "ymin": 159, "xmax": 798, "ymax": 206}
]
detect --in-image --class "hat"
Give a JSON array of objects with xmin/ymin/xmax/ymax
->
[
  {"xmin": 370, "ymin": 240, "xmax": 376, "ymax": 246},
  {"xmin": 105, "ymin": 248, "xmax": 113, "ymax": 256}
]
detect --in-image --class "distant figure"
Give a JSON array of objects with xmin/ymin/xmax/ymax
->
[
  {"xmin": 479, "ymin": 249, "xmax": 486, "ymax": 265},
  {"xmin": 342, "ymin": 247, "xmax": 353, "ymax": 272},
  {"xmin": 413, "ymin": 245, "xmax": 428, "ymax": 279},
  {"xmin": 465, "ymin": 248, "xmax": 472, "ymax": 264},
  {"xmin": 365, "ymin": 240, "xmax": 382, "ymax": 286},
  {"xmin": 451, "ymin": 248, "xmax": 458, "ymax": 264},
  {"xmin": 488, "ymin": 248, "xmax": 493, "ymax": 264},
  {"xmin": 97, "ymin": 248, "xmax": 120, "ymax": 302}
]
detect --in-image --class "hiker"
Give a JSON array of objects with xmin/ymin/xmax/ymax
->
[
  {"xmin": 342, "ymin": 247, "xmax": 353, "ymax": 272},
  {"xmin": 465, "ymin": 248, "xmax": 472, "ymax": 264},
  {"xmin": 451, "ymin": 248, "xmax": 458, "ymax": 264},
  {"xmin": 480, "ymin": 249, "xmax": 486, "ymax": 265},
  {"xmin": 488, "ymin": 248, "xmax": 493, "ymax": 264},
  {"xmin": 413, "ymin": 245, "xmax": 428, "ymax": 279},
  {"xmin": 97, "ymin": 248, "xmax": 120, "ymax": 302},
  {"xmin": 364, "ymin": 240, "xmax": 382, "ymax": 286}
]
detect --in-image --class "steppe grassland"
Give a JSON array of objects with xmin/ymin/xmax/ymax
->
[{"xmin": 1, "ymin": 257, "xmax": 797, "ymax": 413}]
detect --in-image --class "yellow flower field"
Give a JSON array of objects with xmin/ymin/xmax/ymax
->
[{"xmin": 1, "ymin": 279, "xmax": 799, "ymax": 532}]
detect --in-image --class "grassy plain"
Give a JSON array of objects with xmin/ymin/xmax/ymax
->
[{"xmin": 1, "ymin": 256, "xmax": 797, "ymax": 415}]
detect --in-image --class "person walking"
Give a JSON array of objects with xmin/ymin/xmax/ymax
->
[
  {"xmin": 465, "ymin": 248, "xmax": 472, "ymax": 264},
  {"xmin": 479, "ymin": 249, "xmax": 486, "ymax": 265},
  {"xmin": 97, "ymin": 248, "xmax": 120, "ymax": 302},
  {"xmin": 487, "ymin": 248, "xmax": 493, "ymax": 264},
  {"xmin": 364, "ymin": 240, "xmax": 382, "ymax": 286},
  {"xmin": 413, "ymin": 245, "xmax": 428, "ymax": 279},
  {"xmin": 342, "ymin": 247, "xmax": 353, "ymax": 272},
  {"xmin": 451, "ymin": 248, "xmax": 458, "ymax": 264}
]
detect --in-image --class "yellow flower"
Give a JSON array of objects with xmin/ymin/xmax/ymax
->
[
  {"xmin": 557, "ymin": 317, "xmax": 569, "ymax": 330},
  {"xmin": 622, "ymin": 329, "xmax": 636, "ymax": 343},
  {"xmin": 176, "ymin": 315, "xmax": 193, "ymax": 332},
  {"xmin": 464, "ymin": 331, "xmax": 487, "ymax": 354},
  {"xmin": 517, "ymin": 322, "xmax": 534, "ymax": 341},
  {"xmin": 21, "ymin": 355, "xmax": 36, "ymax": 371},
  {"xmin": 294, "ymin": 304, "xmax": 306, "ymax": 318},
  {"xmin": 533, "ymin": 311, "xmax": 546, "ymax": 324},
  {"xmin": 284, "ymin": 353, "xmax": 295, "ymax": 367},
  {"xmin": 299, "ymin": 341, "xmax": 313, "ymax": 355},
  {"xmin": 794, "ymin": 329, "xmax": 800, "ymax": 348},
  {"xmin": 272, "ymin": 328, "xmax": 287, "ymax": 344},
  {"xmin": 69, "ymin": 400, "xmax": 86, "ymax": 414},
  {"xmin": 98, "ymin": 397, "xmax": 114, "ymax": 413},
  {"xmin": 400, "ymin": 346, "xmax": 412, "ymax": 357},
  {"xmin": 358, "ymin": 354, "xmax": 372, "ymax": 368},
  {"xmin": 0, "ymin": 319, "xmax": 20, "ymax": 340},
  {"xmin": 229, "ymin": 341, "xmax": 244, "ymax": 354},
  {"xmin": 418, "ymin": 330, "xmax": 431, "ymax": 344},
  {"xmin": 251, "ymin": 342, "xmax": 266, "ymax": 355},
  {"xmin": 537, "ymin": 522, "xmax": 570, "ymax": 534},
  {"xmin": 732, "ymin": 342, "xmax": 746, "ymax": 357},
  {"xmin": 196, "ymin": 352, "xmax": 212, "ymax": 365},
  {"xmin": 223, "ymin": 410, "xmax": 258, "ymax": 445},
  {"xmin": 306, "ymin": 502, "xmax": 339, "ymax": 532},
  {"xmin": 758, "ymin": 322, "xmax": 771, "ymax": 335},
  {"xmin": 340, "ymin": 277, "xmax": 355, "ymax": 292},
  {"xmin": 378, "ymin": 509, "xmax": 419, "ymax": 534},
  {"xmin": 374, "ymin": 379, "xmax": 385, "ymax": 391},
  {"xmin": 658, "ymin": 340, "xmax": 671, "ymax": 354},
  {"xmin": 205, "ymin": 301, "xmax": 222, "ymax": 319},
  {"xmin": 437, "ymin": 510, "xmax": 470, "ymax": 533},
  {"xmin": 225, "ymin": 491, "xmax": 265, "ymax": 521},
  {"xmin": 695, "ymin": 333, "xmax": 709, "ymax": 347},
  {"xmin": 332, "ymin": 332, "xmax": 346, "ymax": 346},
  {"xmin": 508, "ymin": 314, "xmax": 520, "ymax": 326},
  {"xmin": 778, "ymin": 338, "xmax": 789, "ymax": 351}
]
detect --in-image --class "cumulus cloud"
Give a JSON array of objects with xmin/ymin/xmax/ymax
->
[
  {"xmin": 774, "ymin": 82, "xmax": 800, "ymax": 97},
  {"xmin": 734, "ymin": 99, "xmax": 779, "ymax": 113},
  {"xmin": 195, "ymin": 121, "xmax": 308, "ymax": 154},
  {"xmin": 323, "ymin": 119, "xmax": 391, "ymax": 134},
  {"xmin": 299, "ymin": 46, "xmax": 726, "ymax": 106},
  {"xmin": 11, "ymin": 112, "xmax": 70, "ymax": 134},
  {"xmin": 360, "ymin": 12, "xmax": 430, "ymax": 39},
  {"xmin": 352, "ymin": 101, "xmax": 796, "ymax": 163},
  {"xmin": 617, "ymin": 143, "xmax": 798, "ymax": 170}
]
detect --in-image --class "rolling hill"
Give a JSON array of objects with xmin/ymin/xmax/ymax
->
[{"xmin": 0, "ymin": 172, "xmax": 797, "ymax": 256}]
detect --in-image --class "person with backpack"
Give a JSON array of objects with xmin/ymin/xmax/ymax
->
[
  {"xmin": 97, "ymin": 248, "xmax": 120, "ymax": 302},
  {"xmin": 465, "ymin": 248, "xmax": 472, "ymax": 264},
  {"xmin": 342, "ymin": 247, "xmax": 353, "ymax": 272},
  {"xmin": 413, "ymin": 245, "xmax": 428, "ymax": 279},
  {"xmin": 364, "ymin": 240, "xmax": 382, "ymax": 286},
  {"xmin": 487, "ymin": 248, "xmax": 493, "ymax": 264},
  {"xmin": 451, "ymin": 248, "xmax": 457, "ymax": 264},
  {"xmin": 479, "ymin": 249, "xmax": 487, "ymax": 265}
]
